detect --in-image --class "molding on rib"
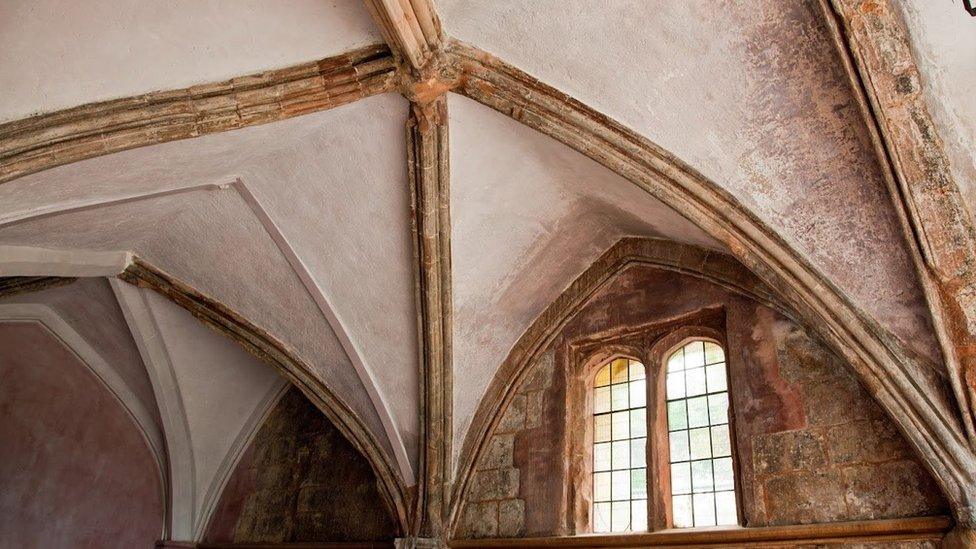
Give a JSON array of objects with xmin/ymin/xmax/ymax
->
[
  {"xmin": 443, "ymin": 40, "xmax": 976, "ymax": 526},
  {"xmin": 364, "ymin": 0, "xmax": 443, "ymax": 71},
  {"xmin": 118, "ymin": 257, "xmax": 410, "ymax": 536},
  {"xmin": 0, "ymin": 44, "xmax": 398, "ymax": 185},
  {"xmin": 819, "ymin": 0, "xmax": 976, "ymax": 446},
  {"xmin": 407, "ymin": 95, "xmax": 453, "ymax": 536}
]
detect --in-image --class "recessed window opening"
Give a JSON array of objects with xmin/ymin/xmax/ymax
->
[
  {"xmin": 665, "ymin": 340, "xmax": 737, "ymax": 528},
  {"xmin": 592, "ymin": 357, "xmax": 647, "ymax": 533}
]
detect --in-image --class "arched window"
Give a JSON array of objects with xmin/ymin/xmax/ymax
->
[
  {"xmin": 665, "ymin": 340, "xmax": 737, "ymax": 527},
  {"xmin": 592, "ymin": 357, "xmax": 646, "ymax": 533}
]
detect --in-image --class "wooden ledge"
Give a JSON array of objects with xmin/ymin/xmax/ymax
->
[{"xmin": 449, "ymin": 516, "xmax": 951, "ymax": 547}]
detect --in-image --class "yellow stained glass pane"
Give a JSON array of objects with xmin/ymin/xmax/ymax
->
[
  {"xmin": 595, "ymin": 364, "xmax": 611, "ymax": 387},
  {"xmin": 628, "ymin": 361, "xmax": 646, "ymax": 380},
  {"xmin": 611, "ymin": 359, "xmax": 629, "ymax": 383}
]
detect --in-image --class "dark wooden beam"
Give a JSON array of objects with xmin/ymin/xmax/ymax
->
[
  {"xmin": 407, "ymin": 94, "xmax": 453, "ymax": 539},
  {"xmin": 0, "ymin": 44, "xmax": 398, "ymax": 184},
  {"xmin": 0, "ymin": 276, "xmax": 75, "ymax": 298}
]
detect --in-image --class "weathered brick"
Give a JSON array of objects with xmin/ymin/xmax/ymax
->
[
  {"xmin": 803, "ymin": 376, "xmax": 883, "ymax": 427},
  {"xmin": 480, "ymin": 434, "xmax": 515, "ymax": 470},
  {"xmin": 524, "ymin": 390, "xmax": 544, "ymax": 429},
  {"xmin": 459, "ymin": 501, "xmax": 498, "ymax": 539},
  {"xmin": 496, "ymin": 394, "xmax": 526, "ymax": 433},
  {"xmin": 521, "ymin": 350, "xmax": 555, "ymax": 392},
  {"xmin": 470, "ymin": 468, "xmax": 520, "ymax": 501},
  {"xmin": 843, "ymin": 460, "xmax": 947, "ymax": 520},
  {"xmin": 753, "ymin": 430, "xmax": 828, "ymax": 476},
  {"xmin": 498, "ymin": 499, "xmax": 526, "ymax": 538},
  {"xmin": 827, "ymin": 419, "xmax": 909, "ymax": 464},
  {"xmin": 764, "ymin": 470, "xmax": 848, "ymax": 525}
]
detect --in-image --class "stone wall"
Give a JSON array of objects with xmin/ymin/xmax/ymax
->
[
  {"xmin": 204, "ymin": 387, "xmax": 398, "ymax": 543},
  {"xmin": 455, "ymin": 265, "xmax": 947, "ymax": 539}
]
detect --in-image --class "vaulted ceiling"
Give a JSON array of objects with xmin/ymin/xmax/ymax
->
[{"xmin": 1, "ymin": 0, "xmax": 974, "ymax": 541}]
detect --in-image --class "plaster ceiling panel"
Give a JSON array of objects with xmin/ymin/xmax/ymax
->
[
  {"xmin": 141, "ymin": 288, "xmax": 284, "ymax": 515},
  {"xmin": 440, "ymin": 0, "xmax": 940, "ymax": 364},
  {"xmin": 242, "ymin": 93, "xmax": 421, "ymax": 472},
  {"xmin": 0, "ymin": 277, "xmax": 160, "ymax": 429},
  {"xmin": 0, "ymin": 96, "xmax": 419, "ymax": 481},
  {"xmin": 449, "ymin": 94, "xmax": 718, "ymax": 460},
  {"xmin": 0, "ymin": 189, "xmax": 393, "ymax": 463},
  {"xmin": 0, "ymin": 0, "xmax": 381, "ymax": 121},
  {"xmin": 896, "ymin": 0, "xmax": 976, "ymax": 218}
]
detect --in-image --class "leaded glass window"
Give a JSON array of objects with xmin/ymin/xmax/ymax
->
[
  {"xmin": 592, "ymin": 358, "xmax": 647, "ymax": 533},
  {"xmin": 665, "ymin": 340, "xmax": 737, "ymax": 528}
]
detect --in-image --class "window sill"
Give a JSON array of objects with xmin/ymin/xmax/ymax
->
[{"xmin": 449, "ymin": 515, "xmax": 951, "ymax": 547}]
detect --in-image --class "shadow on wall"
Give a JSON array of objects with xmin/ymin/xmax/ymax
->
[
  {"xmin": 204, "ymin": 387, "xmax": 398, "ymax": 544},
  {"xmin": 0, "ymin": 321, "xmax": 164, "ymax": 548}
]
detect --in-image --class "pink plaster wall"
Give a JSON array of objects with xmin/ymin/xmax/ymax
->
[{"xmin": 0, "ymin": 321, "xmax": 163, "ymax": 548}]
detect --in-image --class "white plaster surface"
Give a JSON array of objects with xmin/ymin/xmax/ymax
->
[
  {"xmin": 0, "ymin": 96, "xmax": 419, "ymax": 482},
  {"xmin": 141, "ymin": 288, "xmax": 285, "ymax": 532},
  {"xmin": 897, "ymin": 0, "xmax": 976, "ymax": 218},
  {"xmin": 449, "ymin": 94, "xmax": 719, "ymax": 465},
  {"xmin": 440, "ymin": 0, "xmax": 941, "ymax": 365},
  {"xmin": 0, "ymin": 0, "xmax": 380, "ymax": 121}
]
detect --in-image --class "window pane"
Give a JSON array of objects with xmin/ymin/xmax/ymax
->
[
  {"xmin": 632, "ymin": 499, "xmax": 648, "ymax": 531},
  {"xmin": 670, "ymin": 461, "xmax": 691, "ymax": 495},
  {"xmin": 689, "ymin": 427, "xmax": 712, "ymax": 460},
  {"xmin": 669, "ymin": 430, "xmax": 690, "ymax": 462},
  {"xmin": 594, "ymin": 442, "xmax": 611, "ymax": 471},
  {"xmin": 630, "ymin": 409, "xmax": 647, "ymax": 438},
  {"xmin": 714, "ymin": 457, "xmax": 735, "ymax": 491},
  {"xmin": 686, "ymin": 367, "xmax": 706, "ymax": 397},
  {"xmin": 691, "ymin": 460, "xmax": 714, "ymax": 493},
  {"xmin": 708, "ymin": 393, "xmax": 729, "ymax": 425},
  {"xmin": 693, "ymin": 493, "xmax": 716, "ymax": 526},
  {"xmin": 629, "ymin": 361, "xmax": 646, "ymax": 380},
  {"xmin": 667, "ymin": 349, "xmax": 684, "ymax": 372},
  {"xmin": 611, "ymin": 383, "xmax": 629, "ymax": 411},
  {"xmin": 629, "ymin": 379, "xmax": 646, "ymax": 408},
  {"xmin": 611, "ymin": 359, "xmax": 629, "ymax": 384},
  {"xmin": 611, "ymin": 440, "xmax": 630, "ymax": 470},
  {"xmin": 706, "ymin": 363, "xmax": 727, "ymax": 392},
  {"xmin": 595, "ymin": 414, "xmax": 611, "ymax": 443},
  {"xmin": 711, "ymin": 425, "xmax": 732, "ymax": 457},
  {"xmin": 687, "ymin": 396, "xmax": 709, "ymax": 428},
  {"xmin": 672, "ymin": 495, "xmax": 693, "ymax": 528},
  {"xmin": 611, "ymin": 501, "xmax": 630, "ymax": 532},
  {"xmin": 594, "ymin": 386, "xmax": 611, "ymax": 414},
  {"xmin": 685, "ymin": 341, "xmax": 706, "ymax": 368},
  {"xmin": 594, "ymin": 471, "xmax": 611, "ymax": 501},
  {"xmin": 665, "ymin": 340, "xmax": 739, "ymax": 531},
  {"xmin": 715, "ymin": 491, "xmax": 738, "ymax": 525},
  {"xmin": 594, "ymin": 501, "xmax": 611, "ymax": 532},
  {"xmin": 595, "ymin": 364, "xmax": 611, "ymax": 387},
  {"xmin": 704, "ymin": 341, "xmax": 724, "ymax": 365},
  {"xmin": 611, "ymin": 470, "xmax": 630, "ymax": 501},
  {"xmin": 667, "ymin": 400, "xmax": 687, "ymax": 431},
  {"xmin": 631, "ymin": 438, "xmax": 646, "ymax": 466},
  {"xmin": 666, "ymin": 372, "xmax": 685, "ymax": 400},
  {"xmin": 631, "ymin": 469, "xmax": 647, "ymax": 499},
  {"xmin": 611, "ymin": 411, "xmax": 630, "ymax": 440}
]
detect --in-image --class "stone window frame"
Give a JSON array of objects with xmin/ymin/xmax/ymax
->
[{"xmin": 567, "ymin": 323, "xmax": 745, "ymax": 534}]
